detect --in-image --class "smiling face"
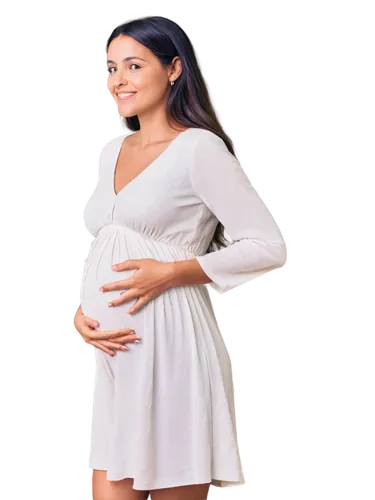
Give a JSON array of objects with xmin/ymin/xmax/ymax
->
[{"xmin": 107, "ymin": 35, "xmax": 181, "ymax": 118}]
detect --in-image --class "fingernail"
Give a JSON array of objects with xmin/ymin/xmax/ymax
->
[
  {"xmin": 108, "ymin": 303, "xmax": 113, "ymax": 307},
  {"xmin": 134, "ymin": 340, "xmax": 140, "ymax": 344}
]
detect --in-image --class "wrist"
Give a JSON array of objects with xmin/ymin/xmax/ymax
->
[
  {"xmin": 163, "ymin": 261, "xmax": 181, "ymax": 289},
  {"xmin": 163, "ymin": 259, "xmax": 202, "ymax": 289}
]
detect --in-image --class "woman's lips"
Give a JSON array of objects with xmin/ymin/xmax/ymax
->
[{"xmin": 117, "ymin": 92, "xmax": 137, "ymax": 101}]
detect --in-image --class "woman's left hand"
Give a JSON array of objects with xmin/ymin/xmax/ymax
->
[{"xmin": 99, "ymin": 258, "xmax": 175, "ymax": 315}]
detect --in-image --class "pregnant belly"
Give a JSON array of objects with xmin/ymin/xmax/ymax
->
[
  {"xmin": 80, "ymin": 231, "xmax": 140, "ymax": 331},
  {"xmin": 79, "ymin": 224, "xmax": 201, "ymax": 333}
]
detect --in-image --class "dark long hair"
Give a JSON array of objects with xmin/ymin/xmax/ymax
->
[{"xmin": 106, "ymin": 15, "xmax": 237, "ymax": 253}]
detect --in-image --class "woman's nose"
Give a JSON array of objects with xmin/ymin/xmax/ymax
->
[{"xmin": 113, "ymin": 69, "xmax": 128, "ymax": 88}]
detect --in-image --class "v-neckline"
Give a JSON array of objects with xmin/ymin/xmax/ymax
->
[{"xmin": 112, "ymin": 127, "xmax": 193, "ymax": 198}]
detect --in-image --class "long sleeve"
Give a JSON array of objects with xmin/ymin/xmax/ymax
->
[{"xmin": 190, "ymin": 130, "xmax": 287, "ymax": 294}]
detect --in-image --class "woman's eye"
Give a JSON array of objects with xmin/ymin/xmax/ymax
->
[{"xmin": 106, "ymin": 63, "xmax": 141, "ymax": 75}]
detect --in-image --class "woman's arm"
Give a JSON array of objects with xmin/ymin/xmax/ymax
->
[
  {"xmin": 76, "ymin": 304, "xmax": 83, "ymax": 315},
  {"xmin": 71, "ymin": 304, "xmax": 83, "ymax": 330},
  {"xmin": 168, "ymin": 130, "xmax": 287, "ymax": 294},
  {"xmin": 165, "ymin": 258, "xmax": 214, "ymax": 288}
]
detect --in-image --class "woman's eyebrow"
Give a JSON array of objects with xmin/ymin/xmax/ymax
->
[{"xmin": 107, "ymin": 56, "xmax": 147, "ymax": 65}]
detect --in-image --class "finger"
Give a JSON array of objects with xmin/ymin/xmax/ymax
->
[
  {"xmin": 128, "ymin": 297, "xmax": 149, "ymax": 315},
  {"xmin": 87, "ymin": 327, "xmax": 136, "ymax": 341},
  {"xmin": 84, "ymin": 316, "xmax": 100, "ymax": 328},
  {"xmin": 108, "ymin": 290, "xmax": 138, "ymax": 308},
  {"xmin": 92, "ymin": 333, "xmax": 140, "ymax": 345},
  {"xmin": 90, "ymin": 340, "xmax": 115, "ymax": 356},
  {"xmin": 94, "ymin": 335, "xmax": 138, "ymax": 347},
  {"xmin": 85, "ymin": 327, "xmax": 133, "ymax": 339},
  {"xmin": 91, "ymin": 335, "xmax": 141, "ymax": 351},
  {"xmin": 112, "ymin": 259, "xmax": 141, "ymax": 272},
  {"xmin": 112, "ymin": 334, "xmax": 141, "ymax": 344},
  {"xmin": 99, "ymin": 279, "xmax": 132, "ymax": 293},
  {"xmin": 100, "ymin": 340, "xmax": 129, "ymax": 351}
]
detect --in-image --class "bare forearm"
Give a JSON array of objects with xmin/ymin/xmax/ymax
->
[
  {"xmin": 71, "ymin": 304, "xmax": 83, "ymax": 330},
  {"xmin": 76, "ymin": 304, "xmax": 83, "ymax": 316},
  {"xmin": 165, "ymin": 259, "xmax": 212, "ymax": 289}
]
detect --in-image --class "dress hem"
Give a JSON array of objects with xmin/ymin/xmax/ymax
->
[{"xmin": 88, "ymin": 463, "xmax": 245, "ymax": 490}]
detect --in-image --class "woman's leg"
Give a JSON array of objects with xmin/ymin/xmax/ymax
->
[
  {"xmin": 150, "ymin": 482, "xmax": 211, "ymax": 500},
  {"xmin": 92, "ymin": 470, "xmax": 150, "ymax": 500}
]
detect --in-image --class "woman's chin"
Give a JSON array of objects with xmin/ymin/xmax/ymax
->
[{"xmin": 118, "ymin": 109, "xmax": 137, "ymax": 118}]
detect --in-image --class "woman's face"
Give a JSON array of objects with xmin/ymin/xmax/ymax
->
[{"xmin": 107, "ymin": 35, "xmax": 180, "ymax": 118}]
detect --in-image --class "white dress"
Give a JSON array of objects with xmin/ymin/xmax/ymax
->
[{"xmin": 80, "ymin": 127, "xmax": 286, "ymax": 491}]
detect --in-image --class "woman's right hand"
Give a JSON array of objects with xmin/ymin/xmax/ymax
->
[{"xmin": 74, "ymin": 309, "xmax": 141, "ymax": 356}]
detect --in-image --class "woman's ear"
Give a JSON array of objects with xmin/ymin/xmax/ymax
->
[{"xmin": 169, "ymin": 56, "xmax": 182, "ymax": 80}]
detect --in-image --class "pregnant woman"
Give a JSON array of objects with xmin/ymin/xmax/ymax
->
[{"xmin": 74, "ymin": 16, "xmax": 287, "ymax": 500}]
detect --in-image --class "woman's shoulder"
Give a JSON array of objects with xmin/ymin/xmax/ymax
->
[
  {"xmin": 191, "ymin": 127, "xmax": 225, "ymax": 142},
  {"xmin": 189, "ymin": 127, "xmax": 228, "ymax": 153}
]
